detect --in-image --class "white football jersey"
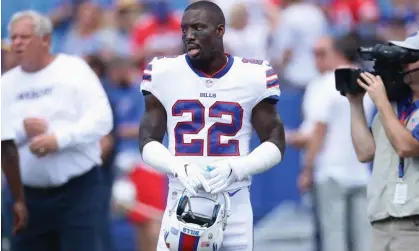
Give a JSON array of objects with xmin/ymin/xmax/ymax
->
[{"xmin": 141, "ymin": 54, "xmax": 281, "ymax": 189}]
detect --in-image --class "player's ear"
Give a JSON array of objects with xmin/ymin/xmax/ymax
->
[{"xmin": 216, "ymin": 24, "xmax": 225, "ymax": 38}]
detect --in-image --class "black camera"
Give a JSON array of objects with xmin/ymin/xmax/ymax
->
[{"xmin": 335, "ymin": 44, "xmax": 419, "ymax": 101}]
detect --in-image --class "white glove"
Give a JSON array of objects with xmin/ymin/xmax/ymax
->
[
  {"xmin": 207, "ymin": 161, "xmax": 237, "ymax": 194},
  {"xmin": 173, "ymin": 163, "xmax": 211, "ymax": 195}
]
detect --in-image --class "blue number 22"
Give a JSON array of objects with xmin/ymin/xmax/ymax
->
[{"xmin": 172, "ymin": 100, "xmax": 243, "ymax": 156}]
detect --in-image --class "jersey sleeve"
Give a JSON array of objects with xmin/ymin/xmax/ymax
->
[
  {"xmin": 140, "ymin": 58, "xmax": 156, "ymax": 95},
  {"xmin": 256, "ymin": 61, "xmax": 281, "ymax": 104}
]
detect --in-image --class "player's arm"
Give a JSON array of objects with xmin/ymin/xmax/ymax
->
[
  {"xmin": 1, "ymin": 140, "xmax": 25, "ymax": 203},
  {"xmin": 205, "ymin": 61, "xmax": 285, "ymax": 193},
  {"xmin": 229, "ymin": 99, "xmax": 285, "ymax": 181},
  {"xmin": 138, "ymin": 59, "xmax": 173, "ymax": 172},
  {"xmin": 1, "ymin": 139, "xmax": 28, "ymax": 233},
  {"xmin": 208, "ymin": 97, "xmax": 284, "ymax": 194},
  {"xmin": 139, "ymin": 93, "xmax": 167, "ymax": 155},
  {"xmin": 1, "ymin": 90, "xmax": 25, "ymax": 200},
  {"xmin": 228, "ymin": 61, "xmax": 285, "ymax": 180},
  {"xmin": 252, "ymin": 100, "xmax": 286, "ymax": 155},
  {"xmin": 1, "ymin": 89, "xmax": 27, "ymax": 234}
]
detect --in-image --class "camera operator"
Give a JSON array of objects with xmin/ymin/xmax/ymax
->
[{"xmin": 348, "ymin": 33, "xmax": 419, "ymax": 251}]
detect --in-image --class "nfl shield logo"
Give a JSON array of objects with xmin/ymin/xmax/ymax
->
[{"xmin": 205, "ymin": 79, "xmax": 214, "ymax": 88}]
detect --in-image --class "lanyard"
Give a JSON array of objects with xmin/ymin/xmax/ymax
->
[{"xmin": 398, "ymin": 102, "xmax": 418, "ymax": 179}]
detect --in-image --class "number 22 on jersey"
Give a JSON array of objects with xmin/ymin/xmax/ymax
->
[{"xmin": 172, "ymin": 100, "xmax": 243, "ymax": 156}]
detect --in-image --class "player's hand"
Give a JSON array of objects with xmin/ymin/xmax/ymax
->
[
  {"xmin": 357, "ymin": 72, "xmax": 388, "ymax": 106},
  {"xmin": 298, "ymin": 167, "xmax": 313, "ymax": 193},
  {"xmin": 12, "ymin": 201, "xmax": 27, "ymax": 234},
  {"xmin": 185, "ymin": 164, "xmax": 211, "ymax": 193},
  {"xmin": 29, "ymin": 134, "xmax": 58, "ymax": 157},
  {"xmin": 23, "ymin": 117, "xmax": 48, "ymax": 138},
  {"xmin": 173, "ymin": 164, "xmax": 210, "ymax": 195},
  {"xmin": 207, "ymin": 161, "xmax": 237, "ymax": 194}
]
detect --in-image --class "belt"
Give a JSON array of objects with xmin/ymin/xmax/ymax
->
[
  {"xmin": 23, "ymin": 166, "xmax": 99, "ymax": 195},
  {"xmin": 373, "ymin": 215, "xmax": 419, "ymax": 224},
  {"xmin": 24, "ymin": 183, "xmax": 66, "ymax": 195}
]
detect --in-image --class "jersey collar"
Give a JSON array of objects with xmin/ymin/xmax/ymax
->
[{"xmin": 185, "ymin": 53, "xmax": 234, "ymax": 79}]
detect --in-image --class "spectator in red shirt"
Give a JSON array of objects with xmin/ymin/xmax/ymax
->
[
  {"xmin": 327, "ymin": 0, "xmax": 380, "ymax": 35},
  {"xmin": 131, "ymin": 0, "xmax": 182, "ymax": 67}
]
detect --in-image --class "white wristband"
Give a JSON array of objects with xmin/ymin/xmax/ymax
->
[
  {"xmin": 229, "ymin": 141, "xmax": 282, "ymax": 181},
  {"xmin": 142, "ymin": 141, "xmax": 184, "ymax": 175}
]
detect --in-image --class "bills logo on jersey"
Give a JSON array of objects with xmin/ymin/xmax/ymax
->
[{"xmin": 200, "ymin": 93, "xmax": 216, "ymax": 98}]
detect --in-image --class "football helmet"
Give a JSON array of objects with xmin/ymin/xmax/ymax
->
[{"xmin": 163, "ymin": 191, "xmax": 231, "ymax": 251}]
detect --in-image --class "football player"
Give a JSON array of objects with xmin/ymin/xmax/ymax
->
[{"xmin": 138, "ymin": 1, "xmax": 285, "ymax": 250}]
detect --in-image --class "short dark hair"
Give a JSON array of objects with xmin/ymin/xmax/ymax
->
[
  {"xmin": 107, "ymin": 56, "xmax": 133, "ymax": 69},
  {"xmin": 184, "ymin": 1, "xmax": 225, "ymax": 26},
  {"xmin": 84, "ymin": 54, "xmax": 107, "ymax": 78},
  {"xmin": 333, "ymin": 32, "xmax": 362, "ymax": 64}
]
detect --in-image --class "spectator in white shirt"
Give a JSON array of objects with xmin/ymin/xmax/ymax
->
[
  {"xmin": 298, "ymin": 34, "xmax": 374, "ymax": 251},
  {"xmin": 223, "ymin": 3, "xmax": 270, "ymax": 60},
  {"xmin": 270, "ymin": 0, "xmax": 328, "ymax": 90},
  {"xmin": 2, "ymin": 10, "xmax": 113, "ymax": 251},
  {"xmin": 211, "ymin": 0, "xmax": 271, "ymax": 27},
  {"xmin": 287, "ymin": 36, "xmax": 341, "ymax": 251},
  {"xmin": 287, "ymin": 36, "xmax": 337, "ymax": 149}
]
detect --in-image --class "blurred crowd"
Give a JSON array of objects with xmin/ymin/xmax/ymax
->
[
  {"xmin": 1, "ymin": 0, "xmax": 418, "ymax": 251},
  {"xmin": 2, "ymin": 0, "xmax": 418, "ymax": 86}
]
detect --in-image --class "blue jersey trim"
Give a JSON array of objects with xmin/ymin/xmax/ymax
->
[{"xmin": 185, "ymin": 54, "xmax": 234, "ymax": 79}]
